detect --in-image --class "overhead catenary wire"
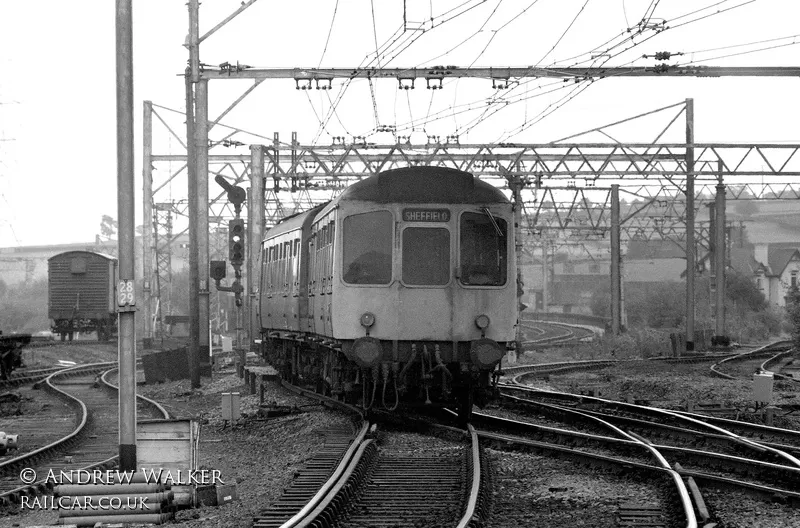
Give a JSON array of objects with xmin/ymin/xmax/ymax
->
[
  {"xmin": 677, "ymin": 39, "xmax": 800, "ymax": 65},
  {"xmin": 535, "ymin": 0, "xmax": 593, "ymax": 66},
  {"xmin": 369, "ymin": 0, "xmax": 382, "ymax": 130},
  {"xmin": 317, "ymin": 0, "xmax": 340, "ymax": 68},
  {"xmin": 311, "ymin": 0, "xmax": 772, "ymax": 146},
  {"xmin": 310, "ymin": 0, "xmax": 486, "ymax": 144},
  {"xmin": 453, "ymin": 0, "xmax": 755, "ymax": 142}
]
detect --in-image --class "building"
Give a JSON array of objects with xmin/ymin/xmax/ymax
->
[
  {"xmin": 0, "ymin": 235, "xmax": 191, "ymax": 287},
  {"xmin": 750, "ymin": 244, "xmax": 800, "ymax": 307}
]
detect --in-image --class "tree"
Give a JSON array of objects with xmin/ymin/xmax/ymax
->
[
  {"xmin": 100, "ymin": 215, "xmax": 118, "ymax": 240},
  {"xmin": 734, "ymin": 200, "xmax": 759, "ymax": 219},
  {"xmin": 785, "ymin": 285, "xmax": 800, "ymax": 349},
  {"xmin": 726, "ymin": 270, "xmax": 767, "ymax": 311}
]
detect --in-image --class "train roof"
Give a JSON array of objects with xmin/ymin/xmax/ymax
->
[
  {"xmin": 337, "ymin": 166, "xmax": 509, "ymax": 204},
  {"xmin": 47, "ymin": 250, "xmax": 117, "ymax": 262},
  {"xmin": 264, "ymin": 202, "xmax": 330, "ymax": 240}
]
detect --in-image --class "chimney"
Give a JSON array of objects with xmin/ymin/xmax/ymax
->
[{"xmin": 754, "ymin": 243, "xmax": 769, "ymax": 269}]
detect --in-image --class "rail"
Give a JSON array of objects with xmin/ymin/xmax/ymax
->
[
  {"xmin": 0, "ymin": 362, "xmax": 169, "ymax": 506},
  {"xmin": 456, "ymin": 425, "xmax": 483, "ymax": 528}
]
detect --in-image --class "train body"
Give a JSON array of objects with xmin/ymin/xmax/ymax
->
[
  {"xmin": 258, "ymin": 166, "xmax": 516, "ymax": 417},
  {"xmin": 48, "ymin": 251, "xmax": 117, "ymax": 341}
]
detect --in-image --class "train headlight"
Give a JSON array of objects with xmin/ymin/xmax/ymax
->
[
  {"xmin": 474, "ymin": 314, "xmax": 491, "ymax": 330},
  {"xmin": 360, "ymin": 312, "xmax": 376, "ymax": 328}
]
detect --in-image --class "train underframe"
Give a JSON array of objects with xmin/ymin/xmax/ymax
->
[
  {"xmin": 261, "ymin": 335, "xmax": 504, "ymax": 423},
  {"xmin": 52, "ymin": 318, "xmax": 117, "ymax": 342}
]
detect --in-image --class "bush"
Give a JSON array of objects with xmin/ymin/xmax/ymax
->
[{"xmin": 785, "ymin": 286, "xmax": 800, "ymax": 349}]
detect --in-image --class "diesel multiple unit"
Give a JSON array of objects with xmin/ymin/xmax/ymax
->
[
  {"xmin": 48, "ymin": 251, "xmax": 117, "ymax": 341},
  {"xmin": 258, "ymin": 166, "xmax": 517, "ymax": 418}
]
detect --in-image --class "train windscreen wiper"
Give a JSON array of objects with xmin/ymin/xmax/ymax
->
[{"xmin": 481, "ymin": 207, "xmax": 503, "ymax": 237}]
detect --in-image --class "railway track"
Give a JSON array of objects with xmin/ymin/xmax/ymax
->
[
  {"xmin": 501, "ymin": 384, "xmax": 800, "ymax": 463},
  {"xmin": 502, "ymin": 352, "xmax": 740, "ymax": 382},
  {"xmin": 0, "ymin": 362, "xmax": 169, "ymax": 507},
  {"xmin": 492, "ymin": 391, "xmax": 800, "ymax": 493},
  {"xmin": 709, "ymin": 340, "xmax": 793, "ymax": 379},
  {"xmin": 520, "ymin": 321, "xmax": 596, "ymax": 347},
  {"xmin": 0, "ymin": 366, "xmax": 66, "ymax": 391},
  {"xmin": 252, "ymin": 380, "xmax": 488, "ymax": 528},
  {"xmin": 460, "ymin": 407, "xmax": 697, "ymax": 527}
]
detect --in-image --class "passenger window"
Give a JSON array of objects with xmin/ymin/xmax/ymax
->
[
  {"xmin": 402, "ymin": 228, "xmax": 450, "ymax": 286},
  {"xmin": 460, "ymin": 211, "xmax": 507, "ymax": 286},
  {"xmin": 343, "ymin": 211, "xmax": 393, "ymax": 285}
]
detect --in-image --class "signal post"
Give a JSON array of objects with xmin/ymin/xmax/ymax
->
[{"xmin": 211, "ymin": 177, "xmax": 247, "ymax": 370}]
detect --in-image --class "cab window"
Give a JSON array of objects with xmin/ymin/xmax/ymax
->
[
  {"xmin": 460, "ymin": 211, "xmax": 507, "ymax": 286},
  {"xmin": 343, "ymin": 211, "xmax": 392, "ymax": 285},
  {"xmin": 402, "ymin": 227, "xmax": 450, "ymax": 286}
]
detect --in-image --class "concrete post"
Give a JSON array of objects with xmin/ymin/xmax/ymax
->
[
  {"xmin": 715, "ymin": 182, "xmax": 726, "ymax": 339},
  {"xmin": 249, "ymin": 146, "xmax": 265, "ymax": 348},
  {"xmin": 610, "ymin": 184, "xmax": 621, "ymax": 335},
  {"xmin": 186, "ymin": 0, "xmax": 201, "ymax": 388},
  {"xmin": 196, "ymin": 79, "xmax": 210, "ymax": 374},
  {"xmin": 115, "ymin": 0, "xmax": 137, "ymax": 472},
  {"xmin": 542, "ymin": 240, "xmax": 549, "ymax": 313},
  {"xmin": 142, "ymin": 101, "xmax": 153, "ymax": 344},
  {"xmin": 685, "ymin": 98, "xmax": 695, "ymax": 352},
  {"xmin": 185, "ymin": 72, "xmax": 200, "ymax": 388}
]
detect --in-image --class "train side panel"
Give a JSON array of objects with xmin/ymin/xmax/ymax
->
[
  {"xmin": 259, "ymin": 204, "xmax": 327, "ymax": 335},
  {"xmin": 309, "ymin": 208, "xmax": 337, "ymax": 337}
]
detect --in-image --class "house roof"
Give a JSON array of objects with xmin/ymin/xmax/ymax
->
[{"xmin": 767, "ymin": 247, "xmax": 800, "ymax": 277}]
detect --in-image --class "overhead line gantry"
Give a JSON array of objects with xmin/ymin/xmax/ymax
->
[{"xmin": 162, "ymin": 0, "xmax": 800, "ymax": 384}]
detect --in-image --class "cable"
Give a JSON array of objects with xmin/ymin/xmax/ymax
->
[
  {"xmin": 679, "ymin": 33, "xmax": 800, "ymax": 56},
  {"xmin": 667, "ymin": 0, "xmax": 756, "ymax": 31},
  {"xmin": 668, "ymin": 0, "xmax": 749, "ymax": 24},
  {"xmin": 535, "ymin": 0, "xmax": 592, "ymax": 66},
  {"xmin": 369, "ymin": 0, "xmax": 382, "ymax": 128},
  {"xmin": 421, "ymin": 0, "xmax": 505, "ymax": 66},
  {"xmin": 678, "ymin": 40, "xmax": 800, "ymax": 65},
  {"xmin": 317, "ymin": 0, "xmax": 340, "ymax": 67},
  {"xmin": 622, "ymin": 0, "xmax": 630, "ymax": 28},
  {"xmin": 304, "ymin": 90, "xmax": 327, "ymax": 136}
]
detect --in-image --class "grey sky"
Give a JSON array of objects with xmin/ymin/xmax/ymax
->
[{"xmin": 0, "ymin": 0, "xmax": 798, "ymax": 248}]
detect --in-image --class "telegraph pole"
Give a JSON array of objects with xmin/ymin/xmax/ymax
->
[{"xmin": 115, "ymin": 0, "xmax": 137, "ymax": 472}]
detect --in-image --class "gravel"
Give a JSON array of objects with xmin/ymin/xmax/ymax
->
[
  {"xmin": 701, "ymin": 486, "xmax": 800, "ymax": 528},
  {"xmin": 0, "ymin": 364, "xmax": 354, "ymax": 528},
  {"xmin": 486, "ymin": 449, "xmax": 675, "ymax": 528}
]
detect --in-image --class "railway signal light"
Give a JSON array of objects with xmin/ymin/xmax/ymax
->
[
  {"xmin": 228, "ymin": 219, "xmax": 245, "ymax": 266},
  {"xmin": 210, "ymin": 260, "xmax": 226, "ymax": 281}
]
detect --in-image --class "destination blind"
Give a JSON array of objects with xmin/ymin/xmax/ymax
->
[{"xmin": 402, "ymin": 208, "xmax": 450, "ymax": 222}]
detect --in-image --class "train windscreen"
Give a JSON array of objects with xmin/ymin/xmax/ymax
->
[
  {"xmin": 402, "ymin": 227, "xmax": 450, "ymax": 285},
  {"xmin": 343, "ymin": 211, "xmax": 393, "ymax": 284},
  {"xmin": 459, "ymin": 211, "xmax": 507, "ymax": 286}
]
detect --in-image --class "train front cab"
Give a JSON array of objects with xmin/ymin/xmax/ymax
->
[{"xmin": 330, "ymin": 199, "xmax": 516, "ymax": 418}]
